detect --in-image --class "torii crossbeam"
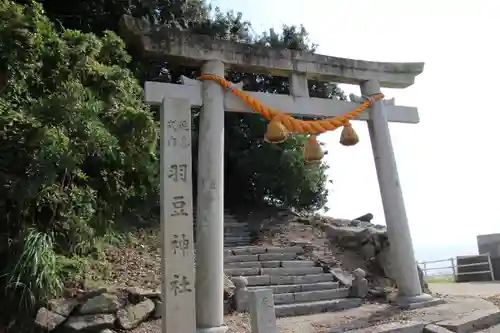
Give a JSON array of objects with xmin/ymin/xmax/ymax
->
[{"xmin": 119, "ymin": 15, "xmax": 432, "ymax": 333}]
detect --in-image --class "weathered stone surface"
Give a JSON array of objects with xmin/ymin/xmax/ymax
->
[
  {"xmin": 260, "ymin": 267, "xmax": 323, "ymax": 276},
  {"xmin": 152, "ymin": 300, "xmax": 163, "ymax": 319},
  {"xmin": 281, "ymin": 260, "xmax": 315, "ymax": 268},
  {"xmin": 65, "ymin": 314, "xmax": 116, "ymax": 331},
  {"xmin": 79, "ymin": 293, "xmax": 122, "ymax": 315},
  {"xmin": 127, "ymin": 287, "xmax": 161, "ymax": 303},
  {"xmin": 259, "ymin": 253, "xmax": 297, "ymax": 261},
  {"xmin": 350, "ymin": 268, "xmax": 369, "ymax": 298},
  {"xmin": 266, "ymin": 246, "xmax": 304, "ymax": 254},
  {"xmin": 424, "ymin": 324, "xmax": 455, "ymax": 333},
  {"xmin": 353, "ymin": 213, "xmax": 374, "ymax": 222},
  {"xmin": 232, "ymin": 247, "xmax": 267, "ymax": 255},
  {"xmin": 225, "ymin": 267, "xmax": 261, "ymax": 276},
  {"xmin": 117, "ymin": 298, "xmax": 155, "ymax": 330},
  {"xmin": 119, "ymin": 15, "xmax": 424, "ymax": 89},
  {"xmin": 331, "ymin": 267, "xmax": 354, "ymax": 287},
  {"xmin": 248, "ymin": 289, "xmax": 278, "ymax": 333},
  {"xmin": 35, "ymin": 307, "xmax": 66, "ymax": 331},
  {"xmin": 225, "ymin": 261, "xmax": 263, "ymax": 268},
  {"xmin": 275, "ymin": 298, "xmax": 362, "ymax": 317},
  {"xmin": 436, "ymin": 309, "xmax": 500, "ymax": 333},
  {"xmin": 344, "ymin": 321, "xmax": 425, "ymax": 333},
  {"xmin": 475, "ymin": 323, "xmax": 500, "ymax": 332},
  {"xmin": 224, "ymin": 254, "xmax": 259, "ymax": 263},
  {"xmin": 47, "ymin": 297, "xmax": 79, "ymax": 316},
  {"xmin": 100, "ymin": 330, "xmax": 116, "ymax": 333},
  {"xmin": 400, "ymin": 298, "xmax": 446, "ymax": 310},
  {"xmin": 244, "ymin": 275, "xmax": 271, "ymax": 286}
]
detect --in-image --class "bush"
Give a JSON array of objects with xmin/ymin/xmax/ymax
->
[{"xmin": 0, "ymin": 0, "xmax": 158, "ymax": 312}]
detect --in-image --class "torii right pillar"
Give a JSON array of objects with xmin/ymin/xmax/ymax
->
[{"xmin": 360, "ymin": 80, "xmax": 432, "ymax": 306}]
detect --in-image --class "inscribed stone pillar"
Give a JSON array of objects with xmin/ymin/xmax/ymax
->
[
  {"xmin": 248, "ymin": 289, "xmax": 278, "ymax": 333},
  {"xmin": 160, "ymin": 97, "xmax": 196, "ymax": 333}
]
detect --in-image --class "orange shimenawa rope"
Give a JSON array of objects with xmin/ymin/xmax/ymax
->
[{"xmin": 199, "ymin": 74, "xmax": 384, "ymax": 135}]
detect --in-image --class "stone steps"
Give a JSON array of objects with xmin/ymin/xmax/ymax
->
[
  {"xmin": 247, "ymin": 281, "xmax": 340, "ymax": 294},
  {"xmin": 223, "ymin": 213, "xmax": 253, "ymax": 247},
  {"xmin": 224, "ymin": 236, "xmax": 253, "ymax": 244},
  {"xmin": 225, "ymin": 245, "xmax": 361, "ymax": 317},
  {"xmin": 273, "ymin": 288, "xmax": 350, "ymax": 305},
  {"xmin": 274, "ymin": 298, "xmax": 362, "ymax": 317},
  {"xmin": 225, "ymin": 266, "xmax": 324, "ymax": 277},
  {"xmin": 225, "ymin": 260, "xmax": 315, "ymax": 268}
]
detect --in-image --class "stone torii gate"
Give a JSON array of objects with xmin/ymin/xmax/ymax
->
[{"xmin": 119, "ymin": 15, "xmax": 431, "ymax": 333}]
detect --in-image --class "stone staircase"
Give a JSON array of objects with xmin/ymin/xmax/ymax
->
[
  {"xmin": 223, "ymin": 212, "xmax": 361, "ymax": 317},
  {"xmin": 224, "ymin": 211, "xmax": 253, "ymax": 247},
  {"xmin": 224, "ymin": 245, "xmax": 361, "ymax": 317}
]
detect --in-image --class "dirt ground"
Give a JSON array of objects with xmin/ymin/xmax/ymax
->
[
  {"xmin": 128, "ymin": 282, "xmax": 500, "ymax": 333},
  {"xmin": 83, "ymin": 225, "xmax": 500, "ymax": 333}
]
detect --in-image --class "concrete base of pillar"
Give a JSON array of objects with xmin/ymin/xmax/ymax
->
[
  {"xmin": 196, "ymin": 325, "xmax": 229, "ymax": 333},
  {"xmin": 394, "ymin": 293, "xmax": 434, "ymax": 308}
]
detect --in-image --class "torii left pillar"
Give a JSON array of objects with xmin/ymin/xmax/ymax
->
[{"xmin": 195, "ymin": 60, "xmax": 228, "ymax": 333}]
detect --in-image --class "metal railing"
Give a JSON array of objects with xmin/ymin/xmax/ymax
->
[{"xmin": 417, "ymin": 254, "xmax": 494, "ymax": 281}]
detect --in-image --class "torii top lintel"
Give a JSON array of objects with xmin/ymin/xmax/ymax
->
[{"xmin": 119, "ymin": 15, "xmax": 424, "ymax": 89}]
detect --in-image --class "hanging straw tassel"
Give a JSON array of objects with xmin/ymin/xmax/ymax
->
[
  {"xmin": 339, "ymin": 122, "xmax": 359, "ymax": 146},
  {"xmin": 304, "ymin": 135, "xmax": 324, "ymax": 163},
  {"xmin": 264, "ymin": 117, "xmax": 289, "ymax": 143}
]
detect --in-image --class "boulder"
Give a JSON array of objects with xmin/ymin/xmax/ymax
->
[
  {"xmin": 65, "ymin": 314, "xmax": 116, "ymax": 331},
  {"xmin": 79, "ymin": 293, "xmax": 122, "ymax": 315},
  {"xmin": 47, "ymin": 297, "xmax": 79, "ymax": 316},
  {"xmin": 35, "ymin": 307, "xmax": 66, "ymax": 331},
  {"xmin": 127, "ymin": 287, "xmax": 161, "ymax": 303},
  {"xmin": 116, "ymin": 299, "xmax": 155, "ymax": 330}
]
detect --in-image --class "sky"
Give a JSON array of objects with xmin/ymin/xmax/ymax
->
[{"xmin": 210, "ymin": 0, "xmax": 500, "ymax": 262}]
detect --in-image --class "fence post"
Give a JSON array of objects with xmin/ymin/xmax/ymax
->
[
  {"xmin": 450, "ymin": 258, "xmax": 456, "ymax": 281},
  {"xmin": 487, "ymin": 254, "xmax": 495, "ymax": 281}
]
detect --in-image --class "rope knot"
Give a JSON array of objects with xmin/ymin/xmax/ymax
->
[{"xmin": 361, "ymin": 95, "xmax": 376, "ymax": 105}]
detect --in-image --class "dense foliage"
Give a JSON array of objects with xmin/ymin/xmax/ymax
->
[
  {"xmin": 1, "ymin": 0, "xmax": 345, "ymax": 320},
  {"xmin": 0, "ymin": 0, "xmax": 158, "ymax": 313}
]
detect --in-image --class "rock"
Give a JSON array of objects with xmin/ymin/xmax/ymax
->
[
  {"xmin": 35, "ymin": 307, "xmax": 66, "ymax": 331},
  {"xmin": 224, "ymin": 274, "xmax": 236, "ymax": 298},
  {"xmin": 64, "ymin": 314, "xmax": 116, "ymax": 331},
  {"xmin": 153, "ymin": 300, "xmax": 163, "ymax": 319},
  {"xmin": 352, "ymin": 213, "xmax": 374, "ymax": 222},
  {"xmin": 424, "ymin": 324, "xmax": 454, "ymax": 333},
  {"xmin": 127, "ymin": 287, "xmax": 161, "ymax": 303},
  {"xmin": 325, "ymin": 226, "xmax": 360, "ymax": 248},
  {"xmin": 78, "ymin": 287, "xmax": 107, "ymax": 301},
  {"xmin": 330, "ymin": 267, "xmax": 353, "ymax": 287},
  {"xmin": 360, "ymin": 243, "xmax": 376, "ymax": 259},
  {"xmin": 116, "ymin": 298, "xmax": 155, "ymax": 330},
  {"xmin": 47, "ymin": 297, "xmax": 79, "ymax": 316},
  {"xmin": 79, "ymin": 293, "xmax": 122, "ymax": 315}
]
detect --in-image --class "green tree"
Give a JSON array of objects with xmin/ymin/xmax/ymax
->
[
  {"xmin": 11, "ymin": 0, "xmax": 342, "ymax": 210},
  {"xmin": 0, "ymin": 0, "xmax": 157, "ymax": 313}
]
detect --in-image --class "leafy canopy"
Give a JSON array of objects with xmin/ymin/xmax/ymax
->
[{"xmin": 0, "ymin": 0, "xmax": 158, "ymax": 309}]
